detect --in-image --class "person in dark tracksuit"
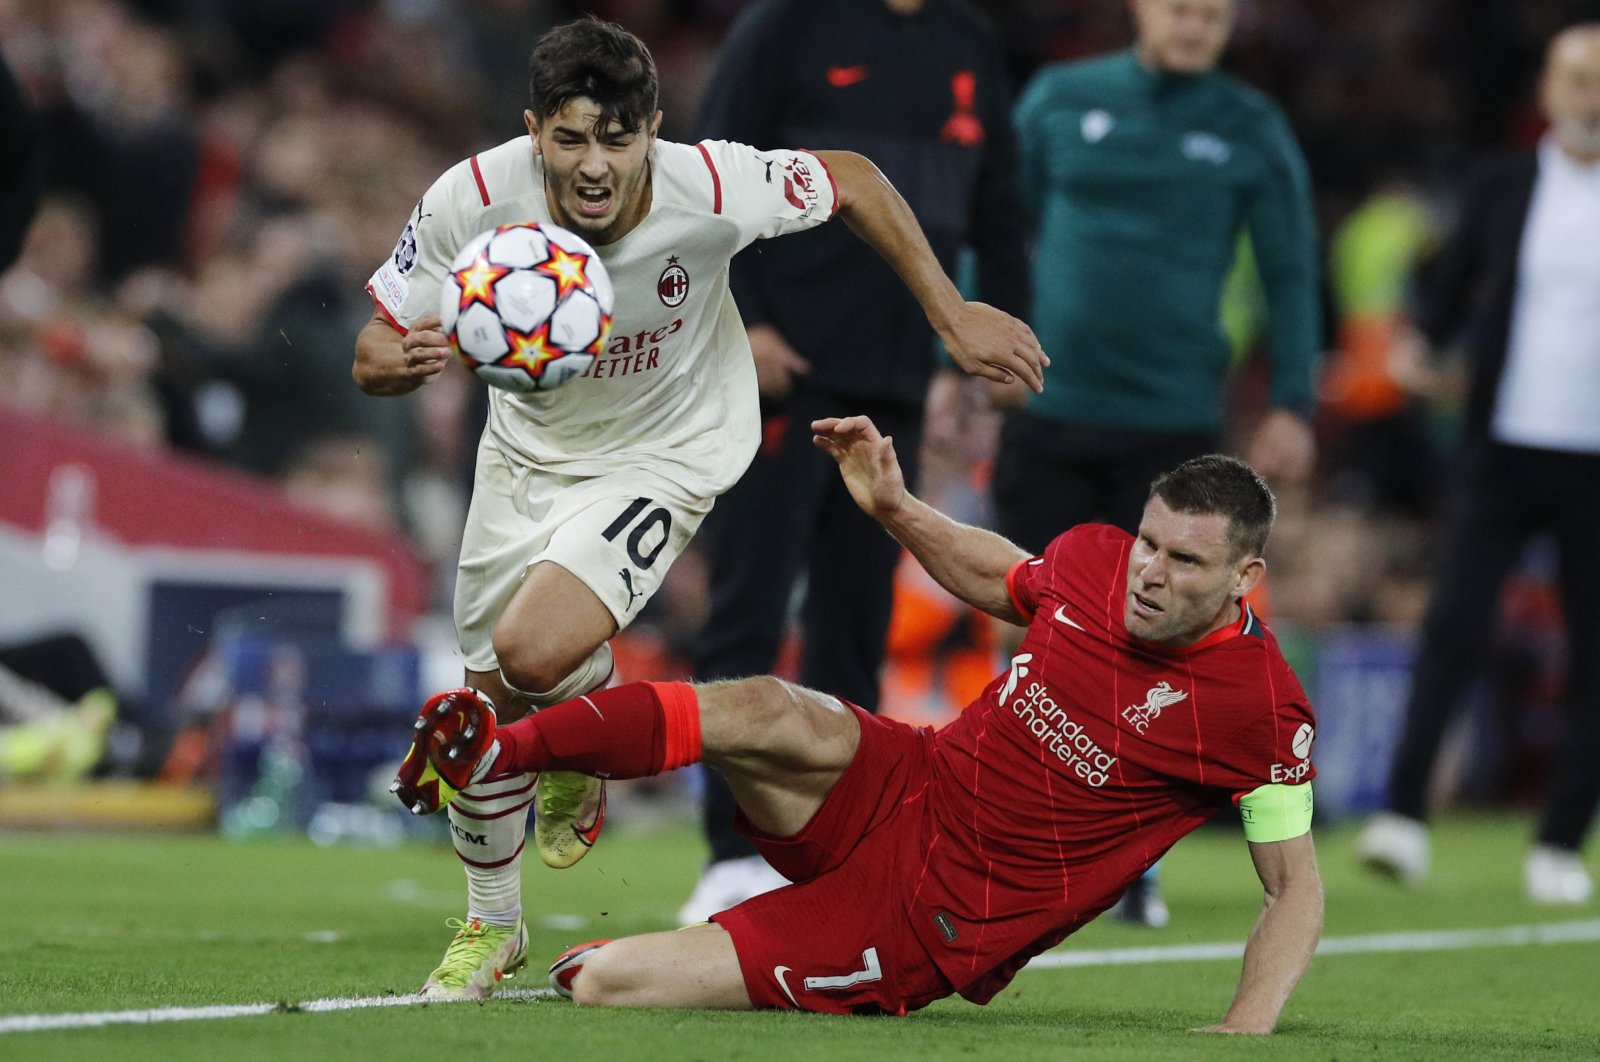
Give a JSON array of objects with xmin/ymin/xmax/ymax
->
[
  {"xmin": 684, "ymin": 0, "xmax": 1031, "ymax": 921},
  {"xmin": 998, "ymin": 0, "xmax": 1322, "ymax": 925}
]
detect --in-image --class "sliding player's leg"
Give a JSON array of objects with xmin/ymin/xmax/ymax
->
[
  {"xmin": 396, "ymin": 675, "xmax": 862, "ymax": 1004},
  {"xmin": 539, "ymin": 696, "xmax": 948, "ymax": 1013},
  {"xmin": 405, "ymin": 676, "xmax": 861, "ymax": 829}
]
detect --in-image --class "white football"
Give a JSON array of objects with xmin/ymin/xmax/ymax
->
[{"xmin": 439, "ymin": 222, "xmax": 615, "ymax": 392}]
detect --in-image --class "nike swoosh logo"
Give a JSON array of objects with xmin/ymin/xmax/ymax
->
[
  {"xmin": 773, "ymin": 965, "xmax": 799, "ymax": 1008},
  {"xmin": 826, "ymin": 65, "xmax": 869, "ymax": 88},
  {"xmin": 1054, "ymin": 605, "xmax": 1086, "ymax": 631}
]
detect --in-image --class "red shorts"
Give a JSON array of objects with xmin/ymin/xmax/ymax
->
[{"xmin": 710, "ymin": 706, "xmax": 955, "ymax": 1015}]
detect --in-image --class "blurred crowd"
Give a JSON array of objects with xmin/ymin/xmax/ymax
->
[{"xmin": 0, "ymin": 0, "xmax": 1586, "ymax": 645}]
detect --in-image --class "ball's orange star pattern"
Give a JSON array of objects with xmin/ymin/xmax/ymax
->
[
  {"xmin": 457, "ymin": 257, "xmax": 510, "ymax": 311},
  {"xmin": 536, "ymin": 243, "xmax": 593, "ymax": 301},
  {"xmin": 500, "ymin": 325, "xmax": 563, "ymax": 377}
]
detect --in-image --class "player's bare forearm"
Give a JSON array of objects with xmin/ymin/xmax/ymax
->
[
  {"xmin": 812, "ymin": 415, "xmax": 1027, "ymax": 623},
  {"xmin": 1201, "ymin": 834, "xmax": 1323, "ymax": 1035},
  {"xmin": 814, "ymin": 150, "xmax": 1047, "ymax": 394},
  {"xmin": 816, "ymin": 152, "xmax": 958, "ymax": 320},
  {"xmin": 884, "ymin": 496, "xmax": 1029, "ymax": 623},
  {"xmin": 352, "ymin": 309, "xmax": 450, "ymax": 396}
]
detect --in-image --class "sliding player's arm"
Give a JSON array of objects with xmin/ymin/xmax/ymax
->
[
  {"xmin": 812, "ymin": 149, "xmax": 1047, "ymax": 394},
  {"xmin": 812, "ymin": 414, "xmax": 1027, "ymax": 624},
  {"xmin": 1198, "ymin": 785, "xmax": 1323, "ymax": 1035}
]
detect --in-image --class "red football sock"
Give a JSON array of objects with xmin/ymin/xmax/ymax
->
[{"xmin": 490, "ymin": 681, "xmax": 702, "ymax": 779}]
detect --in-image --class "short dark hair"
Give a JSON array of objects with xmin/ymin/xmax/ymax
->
[
  {"xmin": 1149, "ymin": 454, "xmax": 1276, "ymax": 560},
  {"xmin": 528, "ymin": 17, "xmax": 658, "ymax": 135}
]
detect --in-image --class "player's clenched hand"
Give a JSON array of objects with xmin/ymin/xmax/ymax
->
[
  {"xmin": 938, "ymin": 301, "xmax": 1049, "ymax": 395},
  {"xmin": 400, "ymin": 314, "xmax": 453, "ymax": 382},
  {"xmin": 354, "ymin": 311, "xmax": 452, "ymax": 396},
  {"xmin": 811, "ymin": 415, "xmax": 907, "ymax": 521}
]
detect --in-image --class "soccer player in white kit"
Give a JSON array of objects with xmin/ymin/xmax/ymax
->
[{"xmin": 353, "ymin": 16, "xmax": 1047, "ymax": 999}]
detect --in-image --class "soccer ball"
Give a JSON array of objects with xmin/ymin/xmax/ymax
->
[{"xmin": 439, "ymin": 221, "xmax": 615, "ymax": 393}]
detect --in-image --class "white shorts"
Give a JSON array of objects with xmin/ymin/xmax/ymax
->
[{"xmin": 454, "ymin": 436, "xmax": 712, "ymax": 673}]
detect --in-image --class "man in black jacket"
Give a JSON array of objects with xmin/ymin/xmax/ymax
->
[
  {"xmin": 1357, "ymin": 24, "xmax": 1600, "ymax": 904},
  {"xmin": 683, "ymin": 0, "xmax": 1030, "ymax": 921}
]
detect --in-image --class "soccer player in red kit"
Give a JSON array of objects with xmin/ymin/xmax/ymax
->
[{"xmin": 392, "ymin": 415, "xmax": 1324, "ymax": 1033}]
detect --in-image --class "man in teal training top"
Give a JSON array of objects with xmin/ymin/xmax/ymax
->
[{"xmin": 995, "ymin": 0, "xmax": 1321, "ymax": 925}]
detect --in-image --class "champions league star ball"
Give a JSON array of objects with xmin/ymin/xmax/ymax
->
[{"xmin": 440, "ymin": 221, "xmax": 615, "ymax": 393}]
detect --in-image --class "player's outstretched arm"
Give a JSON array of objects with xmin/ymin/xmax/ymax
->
[
  {"xmin": 1198, "ymin": 832, "xmax": 1323, "ymax": 1035},
  {"xmin": 813, "ymin": 415, "xmax": 1028, "ymax": 624},
  {"xmin": 812, "ymin": 150, "xmax": 1048, "ymax": 395},
  {"xmin": 352, "ymin": 308, "xmax": 452, "ymax": 396}
]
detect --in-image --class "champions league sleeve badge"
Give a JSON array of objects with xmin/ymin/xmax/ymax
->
[{"xmin": 393, "ymin": 222, "xmax": 419, "ymax": 276}]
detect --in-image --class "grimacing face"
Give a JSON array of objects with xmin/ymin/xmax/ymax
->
[
  {"xmin": 1543, "ymin": 29, "xmax": 1600, "ymax": 161},
  {"xmin": 1131, "ymin": 0, "xmax": 1235, "ymax": 75},
  {"xmin": 1124, "ymin": 495, "xmax": 1263, "ymax": 646},
  {"xmin": 526, "ymin": 97, "xmax": 661, "ymax": 246}
]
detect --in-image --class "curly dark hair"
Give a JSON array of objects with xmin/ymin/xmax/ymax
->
[
  {"xmin": 528, "ymin": 16, "xmax": 658, "ymax": 135},
  {"xmin": 1149, "ymin": 454, "xmax": 1276, "ymax": 560}
]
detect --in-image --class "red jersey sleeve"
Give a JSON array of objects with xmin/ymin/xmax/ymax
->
[
  {"xmin": 1005, "ymin": 556, "xmax": 1044, "ymax": 621},
  {"xmin": 1008, "ymin": 523, "xmax": 1125, "ymax": 623}
]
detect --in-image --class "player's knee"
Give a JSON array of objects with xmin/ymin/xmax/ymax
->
[
  {"xmin": 495, "ymin": 641, "xmax": 613, "ymax": 709},
  {"xmin": 568, "ymin": 945, "xmax": 633, "ymax": 1007},
  {"xmin": 491, "ymin": 637, "xmax": 566, "ymax": 697},
  {"xmin": 706, "ymin": 675, "xmax": 813, "ymax": 755},
  {"xmin": 739, "ymin": 676, "xmax": 800, "ymax": 727}
]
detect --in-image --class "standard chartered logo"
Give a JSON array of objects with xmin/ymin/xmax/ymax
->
[
  {"xmin": 999, "ymin": 653, "xmax": 1032, "ymax": 706},
  {"xmin": 1002, "ymin": 667, "xmax": 1118, "ymax": 788}
]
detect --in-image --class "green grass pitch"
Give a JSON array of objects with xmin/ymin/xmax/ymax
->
[{"xmin": 2, "ymin": 811, "xmax": 1597, "ymax": 1060}]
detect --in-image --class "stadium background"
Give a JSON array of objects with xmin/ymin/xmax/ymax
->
[{"xmin": 0, "ymin": 0, "xmax": 1593, "ymax": 950}]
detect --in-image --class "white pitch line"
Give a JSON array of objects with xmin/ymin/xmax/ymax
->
[
  {"xmin": 1028, "ymin": 918, "xmax": 1600, "ymax": 969},
  {"xmin": 0, "ymin": 987, "xmax": 556, "ymax": 1035},
  {"xmin": 4, "ymin": 919, "xmax": 1599, "ymax": 1035}
]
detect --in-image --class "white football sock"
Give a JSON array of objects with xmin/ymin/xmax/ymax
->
[
  {"xmin": 449, "ymin": 644, "xmax": 619, "ymax": 925},
  {"xmin": 449, "ymin": 772, "xmax": 535, "ymax": 925}
]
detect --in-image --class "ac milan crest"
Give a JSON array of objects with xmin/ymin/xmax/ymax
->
[{"xmin": 658, "ymin": 256, "xmax": 689, "ymax": 307}]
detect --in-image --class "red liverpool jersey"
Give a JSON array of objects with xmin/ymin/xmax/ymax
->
[{"xmin": 910, "ymin": 523, "xmax": 1315, "ymax": 1003}]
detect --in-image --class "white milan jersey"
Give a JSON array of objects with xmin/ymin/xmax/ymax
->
[{"xmin": 368, "ymin": 137, "xmax": 838, "ymax": 494}]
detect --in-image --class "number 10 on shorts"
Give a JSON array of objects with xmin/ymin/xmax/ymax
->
[{"xmin": 602, "ymin": 497, "xmax": 674, "ymax": 569}]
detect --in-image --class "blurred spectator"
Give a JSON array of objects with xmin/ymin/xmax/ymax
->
[
  {"xmin": 1356, "ymin": 24, "xmax": 1600, "ymax": 906},
  {"xmin": 682, "ymin": 0, "xmax": 1029, "ymax": 923},
  {"xmin": 0, "ymin": 194, "xmax": 167, "ymax": 446},
  {"xmin": 16, "ymin": 1, "xmax": 201, "ymax": 280}
]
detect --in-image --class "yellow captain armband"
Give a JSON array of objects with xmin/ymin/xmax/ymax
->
[{"xmin": 1237, "ymin": 782, "xmax": 1314, "ymax": 843}]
